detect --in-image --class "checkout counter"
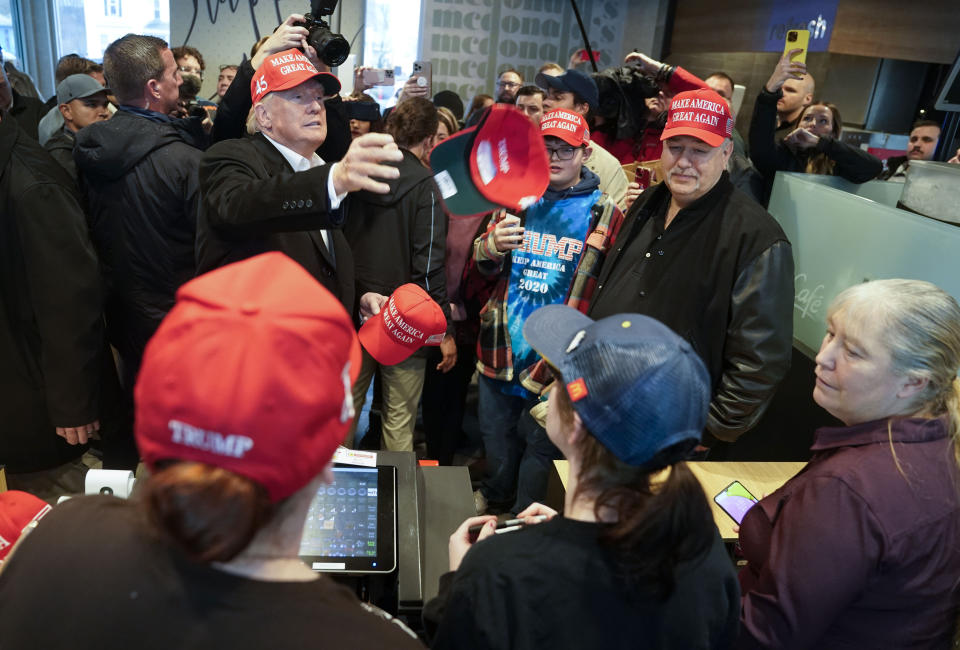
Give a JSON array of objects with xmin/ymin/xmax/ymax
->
[
  {"xmin": 767, "ymin": 172, "xmax": 960, "ymax": 358},
  {"xmin": 728, "ymin": 171, "xmax": 960, "ymax": 462},
  {"xmin": 549, "ymin": 460, "xmax": 805, "ymax": 543},
  {"xmin": 94, "ymin": 452, "xmax": 476, "ymax": 629},
  {"xmin": 320, "ymin": 451, "xmax": 474, "ymax": 622}
]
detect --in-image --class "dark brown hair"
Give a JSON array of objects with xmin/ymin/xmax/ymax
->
[
  {"xmin": 515, "ymin": 84, "xmax": 544, "ymax": 100},
  {"xmin": 55, "ymin": 54, "xmax": 101, "ymax": 85},
  {"xmin": 798, "ymin": 101, "xmax": 842, "ymax": 175},
  {"xmin": 346, "ymin": 92, "xmax": 386, "ymax": 133},
  {"xmin": 554, "ymin": 374, "xmax": 715, "ymax": 598},
  {"xmin": 103, "ymin": 34, "xmax": 169, "ymax": 104},
  {"xmin": 705, "ymin": 71, "xmax": 734, "ymax": 88},
  {"xmin": 386, "ymin": 97, "xmax": 439, "ymax": 149},
  {"xmin": 141, "ymin": 462, "xmax": 274, "ymax": 563},
  {"xmin": 172, "ymin": 45, "xmax": 205, "ymax": 72},
  {"xmin": 250, "ymin": 36, "xmax": 270, "ymax": 59},
  {"xmin": 912, "ymin": 119, "xmax": 941, "ymax": 132},
  {"xmin": 465, "ymin": 93, "xmax": 493, "ymax": 122}
]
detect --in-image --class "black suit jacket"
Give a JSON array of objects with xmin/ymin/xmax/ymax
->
[{"xmin": 196, "ymin": 134, "xmax": 354, "ymax": 311}]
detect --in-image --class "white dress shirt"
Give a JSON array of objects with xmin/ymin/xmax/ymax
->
[{"xmin": 262, "ymin": 133, "xmax": 348, "ymax": 250}]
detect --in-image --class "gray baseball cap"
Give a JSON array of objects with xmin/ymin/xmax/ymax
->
[{"xmin": 57, "ymin": 74, "xmax": 110, "ymax": 105}]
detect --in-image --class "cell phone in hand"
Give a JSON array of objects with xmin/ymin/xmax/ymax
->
[
  {"xmin": 783, "ymin": 29, "xmax": 810, "ymax": 65},
  {"xmin": 361, "ymin": 68, "xmax": 395, "ymax": 87},
  {"xmin": 412, "ymin": 60, "xmax": 432, "ymax": 96},
  {"xmin": 634, "ymin": 166, "xmax": 652, "ymax": 190},
  {"xmin": 713, "ymin": 480, "xmax": 759, "ymax": 525}
]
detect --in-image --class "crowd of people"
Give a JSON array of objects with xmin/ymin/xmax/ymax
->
[{"xmin": 2, "ymin": 11, "xmax": 960, "ymax": 648}]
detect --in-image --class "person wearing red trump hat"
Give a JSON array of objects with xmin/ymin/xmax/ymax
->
[
  {"xmin": 470, "ymin": 108, "xmax": 624, "ymax": 515},
  {"xmin": 196, "ymin": 44, "xmax": 404, "ymax": 315},
  {"xmin": 586, "ymin": 87, "xmax": 795, "ymax": 458},
  {"xmin": 0, "ymin": 253, "xmax": 423, "ymax": 649}
]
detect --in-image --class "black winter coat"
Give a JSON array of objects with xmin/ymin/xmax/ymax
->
[
  {"xmin": 589, "ymin": 174, "xmax": 794, "ymax": 444},
  {"xmin": 342, "ymin": 148, "xmax": 450, "ymax": 329},
  {"xmin": 43, "ymin": 127, "xmax": 76, "ymax": 180},
  {"xmin": 9, "ymin": 90, "xmax": 45, "ymax": 141},
  {"xmin": 0, "ymin": 115, "xmax": 110, "ymax": 472},
  {"xmin": 74, "ymin": 110, "xmax": 203, "ymax": 383}
]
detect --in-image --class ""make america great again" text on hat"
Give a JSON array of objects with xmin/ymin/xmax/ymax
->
[
  {"xmin": 660, "ymin": 88, "xmax": 734, "ymax": 147},
  {"xmin": 359, "ymin": 284, "xmax": 447, "ymax": 366}
]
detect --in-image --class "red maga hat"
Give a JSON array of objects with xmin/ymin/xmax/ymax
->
[
  {"xmin": 429, "ymin": 103, "xmax": 550, "ymax": 217},
  {"xmin": 134, "ymin": 252, "xmax": 361, "ymax": 503},
  {"xmin": 660, "ymin": 88, "xmax": 734, "ymax": 147},
  {"xmin": 0, "ymin": 491, "xmax": 51, "ymax": 564},
  {"xmin": 540, "ymin": 109, "xmax": 590, "ymax": 147},
  {"xmin": 250, "ymin": 48, "xmax": 341, "ymax": 104},
  {"xmin": 359, "ymin": 284, "xmax": 447, "ymax": 366}
]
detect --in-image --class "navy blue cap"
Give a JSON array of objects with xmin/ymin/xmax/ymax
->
[
  {"xmin": 523, "ymin": 305, "xmax": 709, "ymax": 468},
  {"xmin": 535, "ymin": 68, "xmax": 599, "ymax": 111}
]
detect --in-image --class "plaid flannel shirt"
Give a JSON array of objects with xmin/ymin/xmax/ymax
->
[{"xmin": 473, "ymin": 194, "xmax": 624, "ymax": 394}]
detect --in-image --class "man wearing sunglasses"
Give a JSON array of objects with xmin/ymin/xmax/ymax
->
[{"xmin": 471, "ymin": 109, "xmax": 624, "ymax": 516}]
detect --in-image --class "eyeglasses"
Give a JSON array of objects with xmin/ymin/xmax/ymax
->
[
  {"xmin": 545, "ymin": 145, "xmax": 583, "ymax": 161},
  {"xmin": 496, "ymin": 80, "xmax": 521, "ymax": 89},
  {"xmin": 178, "ymin": 66, "xmax": 203, "ymax": 77}
]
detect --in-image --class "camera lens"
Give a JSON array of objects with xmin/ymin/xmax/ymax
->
[{"xmin": 308, "ymin": 27, "xmax": 350, "ymax": 67}]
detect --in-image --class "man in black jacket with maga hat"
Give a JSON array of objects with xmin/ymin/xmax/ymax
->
[
  {"xmin": 588, "ymin": 88, "xmax": 794, "ymax": 452},
  {"xmin": 197, "ymin": 48, "xmax": 402, "ymax": 312}
]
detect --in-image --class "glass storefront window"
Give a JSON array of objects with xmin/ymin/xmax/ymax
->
[{"xmin": 53, "ymin": 0, "xmax": 169, "ymax": 61}]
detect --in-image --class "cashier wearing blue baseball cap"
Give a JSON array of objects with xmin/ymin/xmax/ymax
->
[{"xmin": 424, "ymin": 306, "xmax": 740, "ymax": 650}]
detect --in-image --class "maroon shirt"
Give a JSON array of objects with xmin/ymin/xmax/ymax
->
[{"xmin": 738, "ymin": 416, "xmax": 960, "ymax": 649}]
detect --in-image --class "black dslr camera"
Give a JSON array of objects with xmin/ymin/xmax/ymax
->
[{"xmin": 298, "ymin": 0, "xmax": 349, "ymax": 67}]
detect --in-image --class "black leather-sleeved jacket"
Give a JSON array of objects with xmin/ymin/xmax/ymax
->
[{"xmin": 588, "ymin": 173, "xmax": 794, "ymax": 443}]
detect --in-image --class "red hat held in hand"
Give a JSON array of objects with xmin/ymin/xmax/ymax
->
[
  {"xmin": 429, "ymin": 104, "xmax": 550, "ymax": 217},
  {"xmin": 359, "ymin": 284, "xmax": 447, "ymax": 366}
]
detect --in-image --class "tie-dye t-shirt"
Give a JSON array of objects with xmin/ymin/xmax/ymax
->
[{"xmin": 502, "ymin": 189, "xmax": 599, "ymax": 397}]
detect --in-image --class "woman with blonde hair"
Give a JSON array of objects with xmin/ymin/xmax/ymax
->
[
  {"xmin": 435, "ymin": 106, "xmax": 458, "ymax": 143},
  {"xmin": 739, "ymin": 278, "xmax": 960, "ymax": 648}
]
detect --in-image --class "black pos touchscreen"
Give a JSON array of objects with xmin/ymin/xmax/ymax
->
[{"xmin": 298, "ymin": 465, "xmax": 397, "ymax": 573}]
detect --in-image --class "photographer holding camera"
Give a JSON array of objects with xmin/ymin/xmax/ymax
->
[{"xmin": 591, "ymin": 52, "xmax": 709, "ymax": 165}]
